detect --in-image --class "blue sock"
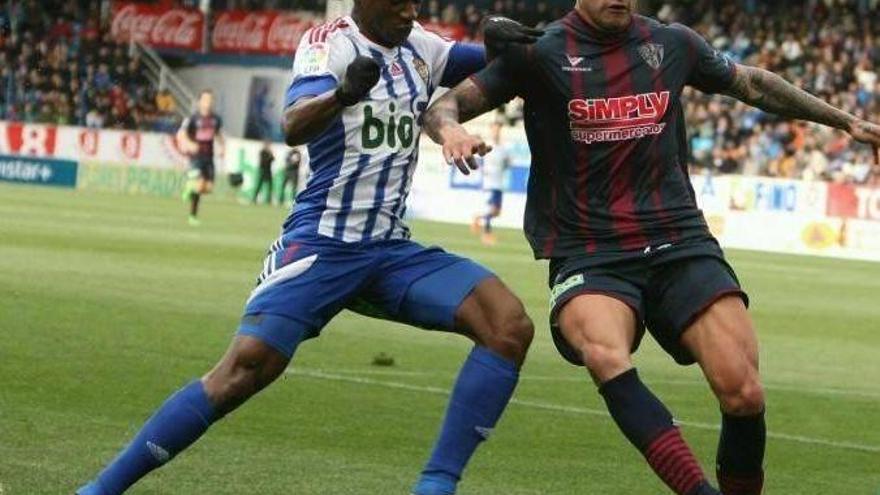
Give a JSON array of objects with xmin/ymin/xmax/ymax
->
[
  {"xmin": 483, "ymin": 214, "xmax": 493, "ymax": 233},
  {"xmin": 413, "ymin": 346, "xmax": 519, "ymax": 495},
  {"xmin": 77, "ymin": 380, "xmax": 218, "ymax": 495}
]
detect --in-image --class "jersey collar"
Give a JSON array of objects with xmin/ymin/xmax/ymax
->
[{"xmin": 346, "ymin": 15, "xmax": 402, "ymax": 57}]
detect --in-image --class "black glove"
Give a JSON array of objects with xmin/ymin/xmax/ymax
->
[
  {"xmin": 482, "ymin": 16, "xmax": 544, "ymax": 60},
  {"xmin": 335, "ymin": 56, "xmax": 381, "ymax": 107}
]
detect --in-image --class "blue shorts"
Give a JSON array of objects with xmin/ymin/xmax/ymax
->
[
  {"xmin": 237, "ymin": 233, "xmax": 494, "ymax": 358},
  {"xmin": 487, "ymin": 190, "xmax": 503, "ymax": 209}
]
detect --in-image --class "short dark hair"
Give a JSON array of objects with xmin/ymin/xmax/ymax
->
[{"xmin": 200, "ymin": 89, "xmax": 213, "ymax": 97}]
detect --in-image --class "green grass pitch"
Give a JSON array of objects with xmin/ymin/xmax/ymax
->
[{"xmin": 1, "ymin": 183, "xmax": 879, "ymax": 494}]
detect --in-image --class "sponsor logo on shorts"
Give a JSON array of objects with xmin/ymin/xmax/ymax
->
[{"xmin": 549, "ymin": 273, "xmax": 585, "ymax": 312}]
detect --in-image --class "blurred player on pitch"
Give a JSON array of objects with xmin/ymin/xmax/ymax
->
[
  {"xmin": 177, "ymin": 90, "xmax": 225, "ymax": 226},
  {"xmin": 75, "ymin": 2, "xmax": 541, "ymax": 495},
  {"xmin": 423, "ymin": 1, "xmax": 880, "ymax": 494},
  {"xmin": 471, "ymin": 121, "xmax": 510, "ymax": 245}
]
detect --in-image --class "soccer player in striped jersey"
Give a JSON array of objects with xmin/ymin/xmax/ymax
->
[
  {"xmin": 75, "ymin": 2, "xmax": 542, "ymax": 495},
  {"xmin": 423, "ymin": 1, "xmax": 880, "ymax": 494}
]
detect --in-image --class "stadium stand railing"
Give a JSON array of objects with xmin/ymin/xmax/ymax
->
[{"xmin": 130, "ymin": 40, "xmax": 196, "ymax": 121}]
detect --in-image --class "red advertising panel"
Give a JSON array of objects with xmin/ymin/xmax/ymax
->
[
  {"xmin": 111, "ymin": 2, "xmax": 205, "ymax": 51},
  {"xmin": 6, "ymin": 123, "xmax": 58, "ymax": 156},
  {"xmin": 211, "ymin": 10, "xmax": 313, "ymax": 55},
  {"xmin": 828, "ymin": 183, "xmax": 880, "ymax": 221}
]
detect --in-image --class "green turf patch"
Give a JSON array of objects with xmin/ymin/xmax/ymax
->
[{"xmin": 1, "ymin": 184, "xmax": 879, "ymax": 494}]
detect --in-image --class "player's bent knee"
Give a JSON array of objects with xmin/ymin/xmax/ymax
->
[
  {"xmin": 581, "ymin": 343, "xmax": 633, "ymax": 384},
  {"xmin": 480, "ymin": 306, "xmax": 533, "ymax": 366},
  {"xmin": 716, "ymin": 373, "xmax": 765, "ymax": 416},
  {"xmin": 203, "ymin": 338, "xmax": 289, "ymax": 413}
]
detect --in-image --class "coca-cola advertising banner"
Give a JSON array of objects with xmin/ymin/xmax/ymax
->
[
  {"xmin": 212, "ymin": 10, "xmax": 313, "ymax": 55},
  {"xmin": 111, "ymin": 2, "xmax": 205, "ymax": 51}
]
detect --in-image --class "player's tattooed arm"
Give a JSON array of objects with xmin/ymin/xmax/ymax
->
[
  {"xmin": 725, "ymin": 64, "xmax": 880, "ymax": 147},
  {"xmin": 423, "ymin": 78, "xmax": 495, "ymax": 141},
  {"xmin": 423, "ymin": 79, "xmax": 497, "ymax": 175}
]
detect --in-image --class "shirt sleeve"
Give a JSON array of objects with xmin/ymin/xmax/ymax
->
[
  {"xmin": 286, "ymin": 30, "xmax": 356, "ymax": 108},
  {"xmin": 469, "ymin": 45, "xmax": 528, "ymax": 107},
  {"xmin": 439, "ymin": 43, "xmax": 487, "ymax": 88},
  {"xmin": 407, "ymin": 23, "xmax": 486, "ymax": 91},
  {"xmin": 672, "ymin": 23, "xmax": 737, "ymax": 94}
]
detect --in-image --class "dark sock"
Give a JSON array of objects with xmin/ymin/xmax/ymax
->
[
  {"xmin": 717, "ymin": 410, "xmax": 766, "ymax": 495},
  {"xmin": 189, "ymin": 192, "xmax": 200, "ymax": 216},
  {"xmin": 600, "ymin": 369, "xmax": 710, "ymax": 495},
  {"xmin": 484, "ymin": 214, "xmax": 492, "ymax": 233}
]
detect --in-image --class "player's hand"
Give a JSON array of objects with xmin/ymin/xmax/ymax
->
[
  {"xmin": 483, "ymin": 16, "xmax": 544, "ymax": 58},
  {"xmin": 440, "ymin": 126, "xmax": 493, "ymax": 175},
  {"xmin": 336, "ymin": 56, "xmax": 381, "ymax": 107},
  {"xmin": 848, "ymin": 120, "xmax": 880, "ymax": 165},
  {"xmin": 849, "ymin": 119, "xmax": 880, "ymax": 146}
]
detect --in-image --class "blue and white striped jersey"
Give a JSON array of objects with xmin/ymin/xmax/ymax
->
[{"xmin": 283, "ymin": 16, "xmax": 484, "ymax": 243}]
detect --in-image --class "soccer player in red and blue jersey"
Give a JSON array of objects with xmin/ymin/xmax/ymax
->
[
  {"xmin": 177, "ymin": 90, "xmax": 225, "ymax": 226},
  {"xmin": 423, "ymin": 1, "xmax": 880, "ymax": 494}
]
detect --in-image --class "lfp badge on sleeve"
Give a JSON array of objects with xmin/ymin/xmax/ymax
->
[{"xmin": 0, "ymin": 154, "xmax": 78, "ymax": 188}]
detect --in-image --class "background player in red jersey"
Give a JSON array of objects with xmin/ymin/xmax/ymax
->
[
  {"xmin": 423, "ymin": 1, "xmax": 880, "ymax": 494},
  {"xmin": 177, "ymin": 90, "xmax": 225, "ymax": 226}
]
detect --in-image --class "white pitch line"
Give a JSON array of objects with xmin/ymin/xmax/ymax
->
[
  {"xmin": 296, "ymin": 368, "xmax": 880, "ymax": 400},
  {"xmin": 287, "ymin": 368, "xmax": 880, "ymax": 455}
]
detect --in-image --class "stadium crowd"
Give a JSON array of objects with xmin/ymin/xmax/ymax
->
[
  {"xmin": 215, "ymin": 0, "xmax": 880, "ymax": 184},
  {"xmin": 0, "ymin": 0, "xmax": 179, "ymax": 132},
  {"xmin": 674, "ymin": 0, "xmax": 880, "ymax": 184},
  {"xmin": 2, "ymin": 0, "xmax": 879, "ymax": 183}
]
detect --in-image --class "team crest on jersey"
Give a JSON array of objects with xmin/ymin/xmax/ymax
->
[
  {"xmin": 637, "ymin": 42, "xmax": 664, "ymax": 70},
  {"xmin": 412, "ymin": 58, "xmax": 429, "ymax": 84}
]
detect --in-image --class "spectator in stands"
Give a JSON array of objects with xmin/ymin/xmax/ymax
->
[
  {"xmin": 0, "ymin": 0, "xmax": 875, "ymax": 184},
  {"xmin": 156, "ymin": 89, "xmax": 176, "ymax": 114},
  {"xmin": 0, "ymin": 0, "xmax": 178, "ymax": 133}
]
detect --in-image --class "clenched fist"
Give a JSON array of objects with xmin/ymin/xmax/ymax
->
[{"xmin": 335, "ymin": 56, "xmax": 381, "ymax": 107}]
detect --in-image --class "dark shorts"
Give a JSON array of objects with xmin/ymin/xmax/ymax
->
[
  {"xmin": 237, "ymin": 233, "xmax": 494, "ymax": 358},
  {"xmin": 487, "ymin": 189, "xmax": 503, "ymax": 209},
  {"xmin": 548, "ymin": 238, "xmax": 749, "ymax": 366},
  {"xmin": 189, "ymin": 157, "xmax": 215, "ymax": 182}
]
